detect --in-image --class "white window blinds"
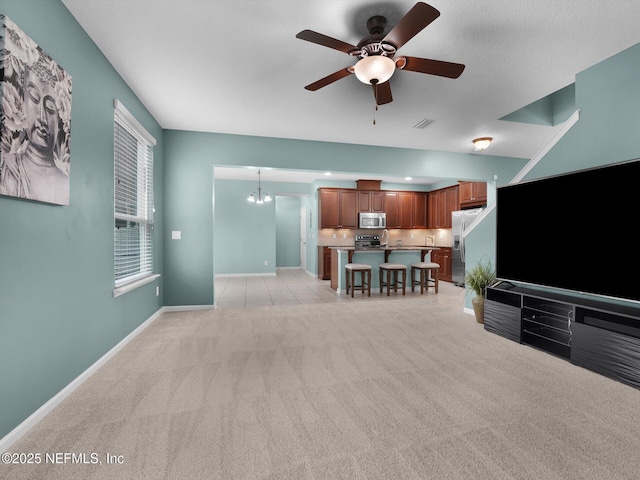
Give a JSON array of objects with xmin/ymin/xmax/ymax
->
[{"xmin": 114, "ymin": 100, "xmax": 156, "ymax": 288}]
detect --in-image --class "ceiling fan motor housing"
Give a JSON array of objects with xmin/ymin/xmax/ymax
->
[{"xmin": 353, "ymin": 16, "xmax": 398, "ymax": 59}]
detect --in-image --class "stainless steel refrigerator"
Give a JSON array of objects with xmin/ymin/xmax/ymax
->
[{"xmin": 451, "ymin": 208, "xmax": 483, "ymax": 287}]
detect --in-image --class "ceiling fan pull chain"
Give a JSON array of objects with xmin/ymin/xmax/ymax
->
[{"xmin": 373, "ymin": 80, "xmax": 378, "ymax": 125}]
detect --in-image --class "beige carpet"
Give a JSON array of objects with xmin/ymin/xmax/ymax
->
[{"xmin": 3, "ymin": 295, "xmax": 640, "ymax": 479}]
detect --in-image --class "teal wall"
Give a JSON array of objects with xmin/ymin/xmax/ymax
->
[
  {"xmin": 164, "ymin": 130, "xmax": 527, "ymax": 306},
  {"xmin": 276, "ymin": 196, "xmax": 303, "ymax": 268},
  {"xmin": 500, "ymin": 83, "xmax": 576, "ymax": 127},
  {"xmin": 465, "ymin": 42, "xmax": 640, "ymax": 307},
  {"xmin": 526, "ymin": 43, "xmax": 640, "ymax": 178},
  {"xmin": 0, "ymin": 1, "xmax": 164, "ymax": 438}
]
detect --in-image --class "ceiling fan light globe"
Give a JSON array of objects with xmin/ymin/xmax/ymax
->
[{"xmin": 354, "ymin": 56, "xmax": 395, "ymax": 85}]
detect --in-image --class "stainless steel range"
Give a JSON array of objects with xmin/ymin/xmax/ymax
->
[{"xmin": 355, "ymin": 234, "xmax": 381, "ymax": 250}]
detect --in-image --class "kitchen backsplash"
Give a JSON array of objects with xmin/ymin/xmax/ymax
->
[{"xmin": 318, "ymin": 228, "xmax": 452, "ymax": 247}]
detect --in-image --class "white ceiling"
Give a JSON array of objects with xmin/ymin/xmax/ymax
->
[{"xmin": 62, "ymin": 0, "xmax": 640, "ymax": 184}]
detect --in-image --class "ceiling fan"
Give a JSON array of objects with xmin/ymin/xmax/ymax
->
[{"xmin": 296, "ymin": 2, "xmax": 465, "ymax": 106}]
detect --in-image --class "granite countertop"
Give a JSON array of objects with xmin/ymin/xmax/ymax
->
[{"xmin": 328, "ymin": 245, "xmax": 445, "ymax": 251}]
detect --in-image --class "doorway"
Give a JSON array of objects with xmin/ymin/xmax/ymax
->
[{"xmin": 300, "ymin": 206, "xmax": 307, "ymax": 271}]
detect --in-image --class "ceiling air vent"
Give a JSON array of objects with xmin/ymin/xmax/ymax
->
[{"xmin": 413, "ymin": 118, "xmax": 434, "ymax": 129}]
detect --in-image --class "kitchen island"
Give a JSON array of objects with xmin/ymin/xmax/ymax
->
[{"xmin": 328, "ymin": 246, "xmax": 441, "ymax": 293}]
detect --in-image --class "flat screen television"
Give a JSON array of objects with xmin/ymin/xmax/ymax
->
[{"xmin": 496, "ymin": 158, "xmax": 640, "ymax": 303}]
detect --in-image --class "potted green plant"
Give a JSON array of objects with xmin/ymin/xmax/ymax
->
[{"xmin": 465, "ymin": 259, "xmax": 496, "ymax": 324}]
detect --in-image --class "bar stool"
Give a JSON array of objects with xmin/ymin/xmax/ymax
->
[
  {"xmin": 410, "ymin": 262, "xmax": 440, "ymax": 294},
  {"xmin": 345, "ymin": 263, "xmax": 372, "ymax": 297},
  {"xmin": 379, "ymin": 263, "xmax": 407, "ymax": 296}
]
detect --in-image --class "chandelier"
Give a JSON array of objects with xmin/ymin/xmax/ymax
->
[{"xmin": 246, "ymin": 169, "xmax": 272, "ymax": 204}]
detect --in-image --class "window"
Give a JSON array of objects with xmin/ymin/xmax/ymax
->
[{"xmin": 113, "ymin": 100, "xmax": 157, "ymax": 296}]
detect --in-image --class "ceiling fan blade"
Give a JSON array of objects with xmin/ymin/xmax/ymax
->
[
  {"xmin": 304, "ymin": 68, "xmax": 353, "ymax": 91},
  {"xmin": 382, "ymin": 2, "xmax": 440, "ymax": 50},
  {"xmin": 296, "ymin": 30, "xmax": 358, "ymax": 54},
  {"xmin": 373, "ymin": 81, "xmax": 393, "ymax": 105},
  {"xmin": 399, "ymin": 56, "xmax": 465, "ymax": 78}
]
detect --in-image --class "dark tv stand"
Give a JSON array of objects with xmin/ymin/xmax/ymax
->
[{"xmin": 485, "ymin": 283, "xmax": 640, "ymax": 390}]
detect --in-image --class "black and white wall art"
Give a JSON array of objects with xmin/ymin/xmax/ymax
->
[{"xmin": 0, "ymin": 15, "xmax": 72, "ymax": 205}]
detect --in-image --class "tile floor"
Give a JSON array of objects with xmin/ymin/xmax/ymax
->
[{"xmin": 214, "ymin": 268, "xmax": 464, "ymax": 308}]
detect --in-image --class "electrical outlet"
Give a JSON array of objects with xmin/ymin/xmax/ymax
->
[
  {"xmin": 343, "ymin": 233, "xmax": 347, "ymax": 239},
  {"xmin": 410, "ymin": 233, "xmax": 414, "ymax": 239},
  {"xmin": 264, "ymin": 260, "xmax": 268, "ymax": 266},
  {"xmin": 332, "ymin": 233, "xmax": 337, "ymax": 239},
  {"xmin": 156, "ymin": 286, "xmax": 160, "ymax": 296}
]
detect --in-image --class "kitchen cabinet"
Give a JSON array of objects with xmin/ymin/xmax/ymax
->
[
  {"xmin": 427, "ymin": 186, "xmax": 459, "ymax": 228},
  {"xmin": 317, "ymin": 246, "xmax": 331, "ymax": 280},
  {"xmin": 318, "ymin": 188, "xmax": 357, "ymax": 229},
  {"xmin": 320, "ymin": 187, "xmax": 431, "ymax": 230},
  {"xmin": 384, "ymin": 191, "xmax": 399, "ymax": 228},
  {"xmin": 427, "ymin": 191, "xmax": 439, "ymax": 229},
  {"xmin": 330, "ymin": 249, "xmax": 339, "ymax": 290},
  {"xmin": 358, "ymin": 190, "xmax": 385, "ymax": 213},
  {"xmin": 459, "ymin": 181, "xmax": 487, "ymax": 208},
  {"xmin": 385, "ymin": 191, "xmax": 426, "ymax": 229},
  {"xmin": 431, "ymin": 247, "xmax": 452, "ymax": 282},
  {"xmin": 398, "ymin": 192, "xmax": 414, "ymax": 229},
  {"xmin": 445, "ymin": 186, "xmax": 460, "ymax": 220},
  {"xmin": 412, "ymin": 192, "xmax": 428, "ymax": 229}
]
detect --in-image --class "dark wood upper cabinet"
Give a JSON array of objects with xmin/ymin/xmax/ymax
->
[
  {"xmin": 358, "ymin": 191, "xmax": 385, "ymax": 213},
  {"xmin": 440, "ymin": 186, "xmax": 459, "ymax": 227},
  {"xmin": 413, "ymin": 192, "xmax": 428, "ymax": 229},
  {"xmin": 321, "ymin": 187, "xmax": 442, "ymax": 230},
  {"xmin": 398, "ymin": 192, "xmax": 414, "ymax": 229},
  {"xmin": 319, "ymin": 188, "xmax": 358, "ymax": 229},
  {"xmin": 319, "ymin": 189, "xmax": 340, "ymax": 228},
  {"xmin": 427, "ymin": 190, "xmax": 439, "ymax": 229},
  {"xmin": 384, "ymin": 191, "xmax": 399, "ymax": 228},
  {"xmin": 446, "ymin": 186, "xmax": 460, "ymax": 215},
  {"xmin": 428, "ymin": 186, "xmax": 459, "ymax": 228},
  {"xmin": 385, "ymin": 191, "xmax": 416, "ymax": 229},
  {"xmin": 339, "ymin": 190, "xmax": 358, "ymax": 228},
  {"xmin": 459, "ymin": 181, "xmax": 487, "ymax": 208}
]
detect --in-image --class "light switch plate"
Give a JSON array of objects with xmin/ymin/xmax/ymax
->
[{"xmin": 171, "ymin": 231, "xmax": 181, "ymax": 240}]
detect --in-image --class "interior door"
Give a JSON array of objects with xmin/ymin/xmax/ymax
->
[{"xmin": 300, "ymin": 206, "xmax": 307, "ymax": 271}]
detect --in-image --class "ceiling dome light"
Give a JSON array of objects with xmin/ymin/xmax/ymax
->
[
  {"xmin": 353, "ymin": 55, "xmax": 396, "ymax": 85},
  {"xmin": 472, "ymin": 137, "xmax": 493, "ymax": 150}
]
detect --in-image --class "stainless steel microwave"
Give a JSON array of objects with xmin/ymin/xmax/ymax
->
[{"xmin": 359, "ymin": 212, "xmax": 386, "ymax": 229}]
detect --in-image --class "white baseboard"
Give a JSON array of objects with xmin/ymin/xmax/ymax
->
[
  {"xmin": 162, "ymin": 305, "xmax": 215, "ymax": 312},
  {"xmin": 0, "ymin": 307, "xmax": 167, "ymax": 454},
  {"xmin": 215, "ymin": 272, "xmax": 277, "ymax": 278}
]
